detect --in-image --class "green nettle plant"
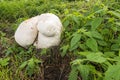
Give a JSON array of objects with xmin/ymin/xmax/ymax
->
[
  {"xmin": 60, "ymin": 1, "xmax": 120, "ymax": 80},
  {"xmin": 18, "ymin": 58, "xmax": 42, "ymax": 76},
  {"xmin": 0, "ymin": 0, "xmax": 120, "ymax": 80}
]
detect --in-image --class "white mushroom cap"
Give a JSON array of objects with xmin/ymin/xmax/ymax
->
[
  {"xmin": 34, "ymin": 13, "xmax": 62, "ymax": 49},
  {"xmin": 14, "ymin": 16, "xmax": 39, "ymax": 47}
]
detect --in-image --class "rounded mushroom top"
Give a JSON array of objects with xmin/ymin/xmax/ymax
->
[
  {"xmin": 14, "ymin": 16, "xmax": 39, "ymax": 47},
  {"xmin": 37, "ymin": 13, "xmax": 62, "ymax": 37}
]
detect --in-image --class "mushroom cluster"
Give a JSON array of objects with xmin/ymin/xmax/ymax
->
[{"xmin": 14, "ymin": 13, "xmax": 63, "ymax": 49}]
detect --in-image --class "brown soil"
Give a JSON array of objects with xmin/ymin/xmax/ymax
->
[
  {"xmin": 34, "ymin": 47, "xmax": 82, "ymax": 80},
  {"xmin": 43, "ymin": 56, "xmax": 71, "ymax": 80},
  {"xmin": 38, "ymin": 48, "xmax": 71, "ymax": 80}
]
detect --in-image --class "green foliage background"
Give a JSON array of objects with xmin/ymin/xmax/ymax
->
[{"xmin": 0, "ymin": 0, "xmax": 120, "ymax": 80}]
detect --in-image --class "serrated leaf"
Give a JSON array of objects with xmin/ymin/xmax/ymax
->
[
  {"xmin": 78, "ymin": 65, "xmax": 90, "ymax": 80},
  {"xmin": 0, "ymin": 57, "xmax": 10, "ymax": 67},
  {"xmin": 86, "ymin": 38, "xmax": 98, "ymax": 51},
  {"xmin": 114, "ymin": 56, "xmax": 120, "ymax": 61},
  {"xmin": 104, "ymin": 52, "xmax": 116, "ymax": 57},
  {"xmin": 97, "ymin": 40, "xmax": 107, "ymax": 46},
  {"xmin": 19, "ymin": 61, "xmax": 28, "ymax": 69},
  {"xmin": 28, "ymin": 58, "xmax": 35, "ymax": 68},
  {"xmin": 91, "ymin": 31, "xmax": 103, "ymax": 40},
  {"xmin": 84, "ymin": 31, "xmax": 92, "ymax": 37},
  {"xmin": 26, "ymin": 66, "xmax": 34, "ymax": 76},
  {"xmin": 34, "ymin": 58, "xmax": 41, "ymax": 63},
  {"xmin": 40, "ymin": 49, "xmax": 47, "ymax": 55},
  {"xmin": 72, "ymin": 16, "xmax": 80, "ymax": 25},
  {"xmin": 104, "ymin": 64, "xmax": 120, "ymax": 80},
  {"xmin": 79, "ymin": 43, "xmax": 87, "ymax": 50},
  {"xmin": 70, "ymin": 59, "xmax": 82, "ymax": 66},
  {"xmin": 111, "ymin": 44, "xmax": 119, "ymax": 51},
  {"xmin": 85, "ymin": 19, "xmax": 92, "ymax": 26},
  {"xmin": 78, "ymin": 52, "xmax": 91, "ymax": 57},
  {"xmin": 91, "ymin": 17, "xmax": 103, "ymax": 30},
  {"xmin": 70, "ymin": 43, "xmax": 79, "ymax": 51},
  {"xmin": 61, "ymin": 45, "xmax": 69, "ymax": 57},
  {"xmin": 70, "ymin": 33, "xmax": 81, "ymax": 49},
  {"xmin": 86, "ymin": 52, "xmax": 106, "ymax": 63},
  {"xmin": 116, "ymin": 22, "xmax": 120, "ymax": 26},
  {"xmin": 68, "ymin": 66, "xmax": 78, "ymax": 80},
  {"xmin": 63, "ymin": 20, "xmax": 69, "ymax": 27},
  {"xmin": 102, "ymin": 29, "xmax": 110, "ymax": 34},
  {"xmin": 108, "ymin": 11, "xmax": 120, "ymax": 18}
]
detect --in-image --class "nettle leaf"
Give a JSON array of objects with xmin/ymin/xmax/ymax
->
[
  {"xmin": 91, "ymin": 17, "xmax": 103, "ymax": 30},
  {"xmin": 104, "ymin": 64, "xmax": 120, "ymax": 80},
  {"xmin": 86, "ymin": 38, "xmax": 98, "ymax": 51},
  {"xmin": 111, "ymin": 44, "xmax": 120, "ymax": 51},
  {"xmin": 70, "ymin": 59, "xmax": 82, "ymax": 66},
  {"xmin": 34, "ymin": 58, "xmax": 41, "ymax": 63},
  {"xmin": 91, "ymin": 31, "xmax": 103, "ymax": 40},
  {"xmin": 79, "ymin": 43, "xmax": 87, "ymax": 50},
  {"xmin": 97, "ymin": 40, "xmax": 107, "ymax": 46},
  {"xmin": 104, "ymin": 52, "xmax": 116, "ymax": 58},
  {"xmin": 84, "ymin": 31, "xmax": 92, "ymax": 38},
  {"xmin": 78, "ymin": 65, "xmax": 90, "ymax": 80},
  {"xmin": 72, "ymin": 16, "xmax": 80, "ymax": 25},
  {"xmin": 116, "ymin": 22, "xmax": 120, "ymax": 26},
  {"xmin": 60, "ymin": 45, "xmax": 69, "ymax": 57},
  {"xmin": 26, "ymin": 58, "xmax": 36, "ymax": 76},
  {"xmin": 28, "ymin": 58, "xmax": 35, "ymax": 68},
  {"xmin": 0, "ymin": 57, "xmax": 10, "ymax": 67},
  {"xmin": 114, "ymin": 56, "xmax": 120, "ymax": 61},
  {"xmin": 70, "ymin": 43, "xmax": 79, "ymax": 51},
  {"xmin": 70, "ymin": 33, "xmax": 81, "ymax": 50},
  {"xmin": 41, "ymin": 49, "xmax": 47, "ymax": 55},
  {"xmin": 78, "ymin": 52, "xmax": 91, "ymax": 57},
  {"xmin": 116, "ymin": 36, "xmax": 120, "ymax": 44},
  {"xmin": 63, "ymin": 20, "xmax": 69, "ymax": 27},
  {"xmin": 86, "ymin": 52, "xmax": 106, "ymax": 63},
  {"xmin": 108, "ymin": 11, "xmax": 120, "ymax": 18},
  {"xmin": 85, "ymin": 19, "xmax": 92, "ymax": 26},
  {"xmin": 68, "ymin": 66, "xmax": 78, "ymax": 80},
  {"xmin": 19, "ymin": 61, "xmax": 28, "ymax": 69},
  {"xmin": 26, "ymin": 66, "xmax": 34, "ymax": 76},
  {"xmin": 101, "ymin": 29, "xmax": 110, "ymax": 35}
]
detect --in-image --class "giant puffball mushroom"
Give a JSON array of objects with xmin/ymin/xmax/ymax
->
[
  {"xmin": 14, "ymin": 16, "xmax": 39, "ymax": 48},
  {"xmin": 34, "ymin": 13, "xmax": 63, "ymax": 49}
]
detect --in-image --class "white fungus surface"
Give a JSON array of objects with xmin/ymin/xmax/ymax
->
[
  {"xmin": 14, "ymin": 13, "xmax": 62, "ymax": 49},
  {"xmin": 14, "ymin": 16, "xmax": 39, "ymax": 47}
]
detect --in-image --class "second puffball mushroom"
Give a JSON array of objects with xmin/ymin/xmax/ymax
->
[{"xmin": 34, "ymin": 13, "xmax": 62, "ymax": 49}]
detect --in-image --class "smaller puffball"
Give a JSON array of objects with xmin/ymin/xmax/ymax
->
[{"xmin": 14, "ymin": 16, "xmax": 39, "ymax": 48}]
